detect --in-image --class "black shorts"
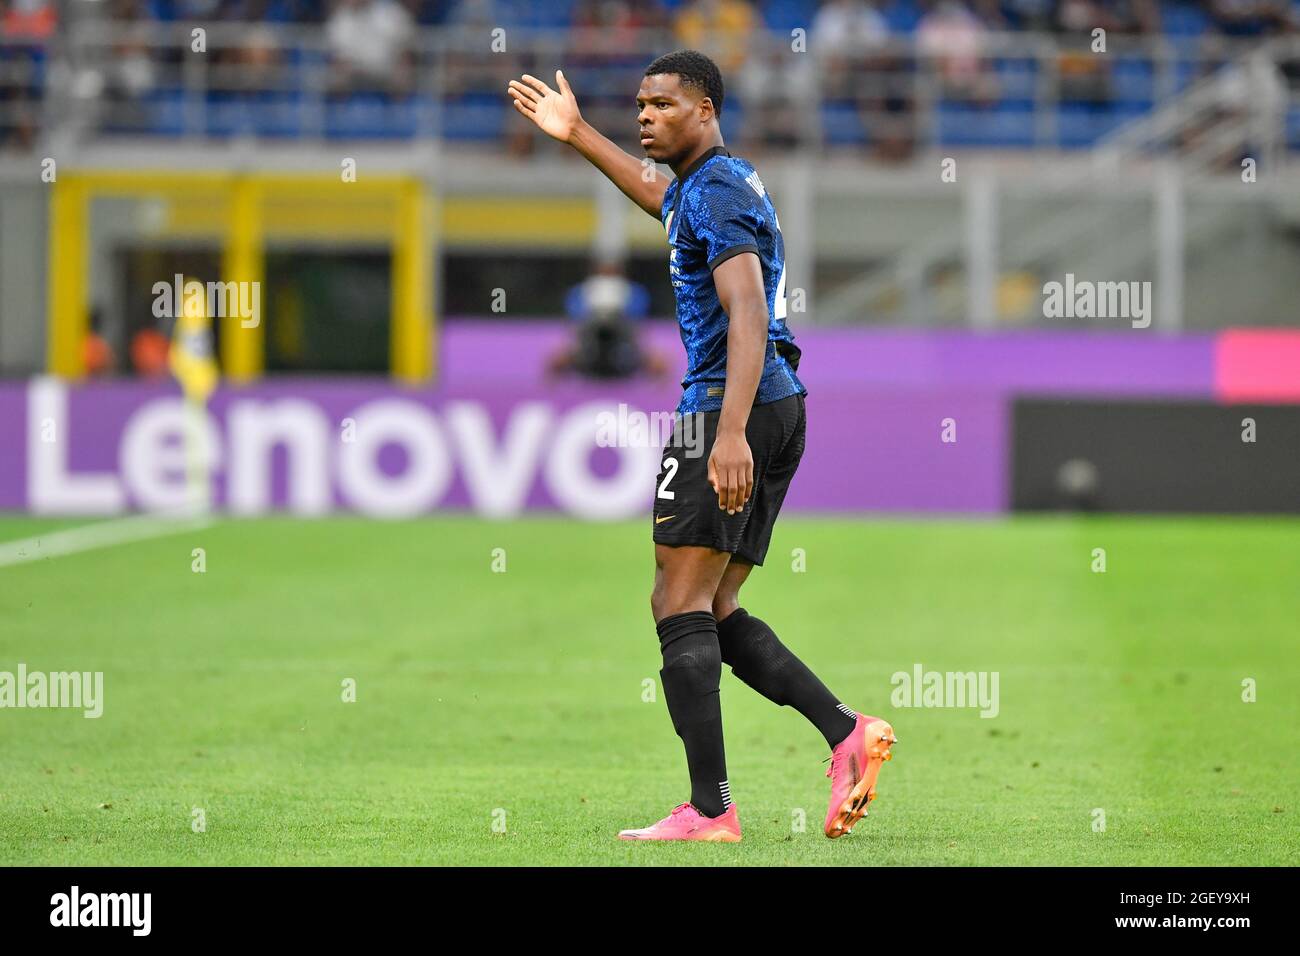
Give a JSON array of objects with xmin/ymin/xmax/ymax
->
[{"xmin": 652, "ymin": 392, "xmax": 806, "ymax": 567}]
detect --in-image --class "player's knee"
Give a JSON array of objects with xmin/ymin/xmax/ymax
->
[
  {"xmin": 652, "ymin": 580, "xmax": 713, "ymax": 623},
  {"xmin": 655, "ymin": 595, "xmax": 715, "ymax": 622},
  {"xmin": 650, "ymin": 582, "xmax": 668, "ymax": 622},
  {"xmin": 711, "ymin": 591, "xmax": 740, "ymax": 622}
]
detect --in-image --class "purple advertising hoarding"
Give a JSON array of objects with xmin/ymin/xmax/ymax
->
[{"xmin": 0, "ymin": 328, "xmax": 1215, "ymax": 516}]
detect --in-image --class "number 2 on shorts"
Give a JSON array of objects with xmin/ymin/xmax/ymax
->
[{"xmin": 657, "ymin": 457, "xmax": 678, "ymax": 500}]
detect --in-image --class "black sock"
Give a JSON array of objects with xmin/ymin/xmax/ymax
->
[
  {"xmin": 656, "ymin": 610, "xmax": 730, "ymax": 819},
  {"xmin": 716, "ymin": 607, "xmax": 858, "ymax": 749}
]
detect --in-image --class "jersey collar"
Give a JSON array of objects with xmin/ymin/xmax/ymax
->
[{"xmin": 675, "ymin": 145, "xmax": 731, "ymax": 188}]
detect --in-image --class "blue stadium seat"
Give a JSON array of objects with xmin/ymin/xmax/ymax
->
[
  {"xmin": 881, "ymin": 0, "xmax": 924, "ymax": 33},
  {"xmin": 324, "ymin": 93, "xmax": 418, "ymax": 139},
  {"xmin": 507, "ymin": 0, "xmax": 576, "ymax": 29},
  {"xmin": 137, "ymin": 89, "xmax": 187, "ymax": 137},
  {"xmin": 1111, "ymin": 58, "xmax": 1155, "ymax": 104},
  {"xmin": 1056, "ymin": 101, "xmax": 1130, "ymax": 148},
  {"xmin": 441, "ymin": 94, "xmax": 507, "ymax": 141},
  {"xmin": 1172, "ymin": 57, "xmax": 1202, "ymax": 93},
  {"xmin": 251, "ymin": 95, "xmax": 305, "ymax": 138},
  {"xmin": 1287, "ymin": 106, "xmax": 1300, "ymax": 149},
  {"xmin": 760, "ymin": 0, "xmax": 816, "ymax": 32},
  {"xmin": 719, "ymin": 103, "xmax": 744, "ymax": 141},
  {"xmin": 1160, "ymin": 1, "xmax": 1212, "ymax": 36},
  {"xmin": 821, "ymin": 102, "xmax": 867, "ymax": 145},
  {"xmin": 935, "ymin": 101, "xmax": 1035, "ymax": 148},
  {"xmin": 993, "ymin": 58, "xmax": 1039, "ymax": 100}
]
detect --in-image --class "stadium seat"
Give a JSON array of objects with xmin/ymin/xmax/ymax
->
[
  {"xmin": 1111, "ymin": 58, "xmax": 1155, "ymax": 105},
  {"xmin": 935, "ymin": 101, "xmax": 1035, "ymax": 148},
  {"xmin": 442, "ymin": 94, "xmax": 508, "ymax": 141},
  {"xmin": 760, "ymin": 0, "xmax": 817, "ymax": 33},
  {"xmin": 135, "ymin": 88, "xmax": 187, "ymax": 137},
  {"xmin": 1056, "ymin": 101, "xmax": 1130, "ymax": 148},
  {"xmin": 881, "ymin": 0, "xmax": 924, "ymax": 33},
  {"xmin": 820, "ymin": 102, "xmax": 866, "ymax": 146},
  {"xmin": 1287, "ymin": 105, "xmax": 1300, "ymax": 149},
  {"xmin": 324, "ymin": 93, "xmax": 418, "ymax": 140},
  {"xmin": 1160, "ymin": 1, "xmax": 1212, "ymax": 36}
]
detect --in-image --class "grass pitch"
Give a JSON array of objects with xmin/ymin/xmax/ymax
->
[{"xmin": 0, "ymin": 514, "xmax": 1296, "ymax": 866}]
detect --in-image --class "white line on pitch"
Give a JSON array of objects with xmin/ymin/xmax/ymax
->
[{"xmin": 0, "ymin": 512, "xmax": 215, "ymax": 569}]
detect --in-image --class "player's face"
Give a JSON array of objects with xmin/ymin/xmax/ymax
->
[{"xmin": 636, "ymin": 74, "xmax": 710, "ymax": 165}]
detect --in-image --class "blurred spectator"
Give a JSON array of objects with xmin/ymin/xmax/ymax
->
[
  {"xmin": 326, "ymin": 0, "xmax": 416, "ymax": 96},
  {"xmin": 1202, "ymin": 0, "xmax": 1296, "ymax": 36},
  {"xmin": 0, "ymin": 0, "xmax": 56, "ymax": 149},
  {"xmin": 673, "ymin": 0, "xmax": 756, "ymax": 75},
  {"xmin": 574, "ymin": 0, "xmax": 667, "ymax": 44},
  {"xmin": 444, "ymin": 0, "xmax": 521, "ymax": 119},
  {"xmin": 548, "ymin": 261, "xmax": 668, "ymax": 381},
  {"xmin": 998, "ymin": 0, "xmax": 1054, "ymax": 30},
  {"xmin": 402, "ymin": 0, "xmax": 460, "ymax": 25},
  {"xmin": 810, "ymin": 0, "xmax": 889, "ymax": 102},
  {"xmin": 1056, "ymin": 0, "xmax": 1160, "ymax": 35},
  {"xmin": 559, "ymin": 0, "xmax": 668, "ymax": 153},
  {"xmin": 2, "ymin": 0, "xmax": 55, "ymax": 36},
  {"xmin": 142, "ymin": 0, "xmax": 324, "ymax": 20},
  {"xmin": 734, "ymin": 44, "xmax": 817, "ymax": 153},
  {"xmin": 82, "ymin": 308, "xmax": 115, "ymax": 378},
  {"xmin": 131, "ymin": 327, "xmax": 172, "ymax": 378},
  {"xmin": 103, "ymin": 0, "xmax": 159, "ymax": 117},
  {"xmin": 810, "ymin": 0, "xmax": 911, "ymax": 159},
  {"xmin": 917, "ymin": 0, "xmax": 999, "ymax": 105},
  {"xmin": 232, "ymin": 25, "xmax": 282, "ymax": 89},
  {"xmin": 1051, "ymin": 1, "xmax": 1161, "ymax": 105},
  {"xmin": 813, "ymin": 0, "xmax": 889, "ymax": 52}
]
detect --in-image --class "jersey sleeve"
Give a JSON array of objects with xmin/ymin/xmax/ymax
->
[{"xmin": 686, "ymin": 170, "xmax": 763, "ymax": 271}]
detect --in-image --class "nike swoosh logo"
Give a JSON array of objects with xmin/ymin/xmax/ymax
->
[{"xmin": 655, "ymin": 515, "xmax": 675, "ymax": 524}]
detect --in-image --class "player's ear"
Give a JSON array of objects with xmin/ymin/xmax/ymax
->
[{"xmin": 699, "ymin": 96, "xmax": 715, "ymax": 125}]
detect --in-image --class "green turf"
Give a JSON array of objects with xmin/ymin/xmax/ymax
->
[{"xmin": 0, "ymin": 514, "xmax": 1296, "ymax": 866}]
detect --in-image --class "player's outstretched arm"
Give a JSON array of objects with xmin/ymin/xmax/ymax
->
[{"xmin": 507, "ymin": 70, "xmax": 669, "ymax": 219}]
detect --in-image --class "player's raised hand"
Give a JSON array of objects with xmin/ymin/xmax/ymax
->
[{"xmin": 507, "ymin": 70, "xmax": 581, "ymax": 143}]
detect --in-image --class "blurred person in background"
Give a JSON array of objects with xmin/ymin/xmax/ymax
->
[
  {"xmin": 673, "ymin": 0, "xmax": 756, "ymax": 76},
  {"xmin": 238, "ymin": 24, "xmax": 282, "ymax": 81},
  {"xmin": 131, "ymin": 324, "xmax": 172, "ymax": 378},
  {"xmin": 917, "ymin": 0, "xmax": 999, "ymax": 106},
  {"xmin": 562, "ymin": 0, "xmax": 670, "ymax": 152},
  {"xmin": 326, "ymin": 0, "xmax": 416, "ymax": 97},
  {"xmin": 729, "ymin": 0, "xmax": 821, "ymax": 153},
  {"xmin": 811, "ymin": 0, "xmax": 913, "ymax": 159},
  {"xmin": 84, "ymin": 310, "xmax": 116, "ymax": 378},
  {"xmin": 1202, "ymin": 0, "xmax": 1297, "ymax": 36},
  {"xmin": 1053, "ymin": 1, "xmax": 1161, "ymax": 105},
  {"xmin": 447, "ymin": 0, "xmax": 524, "ymax": 151},
  {"xmin": 104, "ymin": 0, "xmax": 159, "ymax": 113},
  {"xmin": 445, "ymin": 0, "xmax": 522, "ymax": 97},
  {"xmin": 996, "ymin": 0, "xmax": 1054, "ymax": 29},
  {"xmin": 0, "ymin": 0, "xmax": 57, "ymax": 149},
  {"xmin": 573, "ymin": 0, "xmax": 668, "ymax": 46},
  {"xmin": 547, "ymin": 259, "xmax": 669, "ymax": 380},
  {"xmin": 811, "ymin": 0, "xmax": 890, "ymax": 80}
]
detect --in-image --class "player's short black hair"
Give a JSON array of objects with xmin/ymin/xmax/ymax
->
[{"xmin": 644, "ymin": 49, "xmax": 724, "ymax": 117}]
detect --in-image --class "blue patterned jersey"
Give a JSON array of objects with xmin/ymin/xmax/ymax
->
[{"xmin": 660, "ymin": 146, "xmax": 807, "ymax": 415}]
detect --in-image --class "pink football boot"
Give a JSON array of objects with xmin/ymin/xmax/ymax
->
[
  {"xmin": 618, "ymin": 802, "xmax": 742, "ymax": 842},
  {"xmin": 824, "ymin": 714, "xmax": 897, "ymax": 838}
]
